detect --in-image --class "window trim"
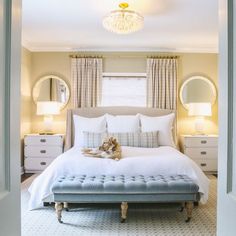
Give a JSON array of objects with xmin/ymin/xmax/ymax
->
[
  {"xmin": 102, "ymin": 72, "xmax": 147, "ymax": 78},
  {"xmin": 100, "ymin": 72, "xmax": 147, "ymax": 107}
]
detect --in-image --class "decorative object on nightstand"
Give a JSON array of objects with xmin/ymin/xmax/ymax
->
[
  {"xmin": 37, "ymin": 101, "xmax": 61, "ymax": 134},
  {"xmin": 32, "ymin": 75, "xmax": 70, "ymax": 110},
  {"xmin": 24, "ymin": 134, "xmax": 64, "ymax": 173},
  {"xmin": 180, "ymin": 135, "xmax": 218, "ymax": 172},
  {"xmin": 188, "ymin": 102, "xmax": 212, "ymax": 134},
  {"xmin": 179, "ymin": 75, "xmax": 217, "ymax": 110}
]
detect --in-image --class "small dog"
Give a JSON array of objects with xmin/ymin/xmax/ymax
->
[
  {"xmin": 99, "ymin": 137, "xmax": 122, "ymax": 160},
  {"xmin": 82, "ymin": 137, "xmax": 122, "ymax": 161}
]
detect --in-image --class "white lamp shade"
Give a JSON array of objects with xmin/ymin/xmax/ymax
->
[
  {"xmin": 188, "ymin": 103, "xmax": 212, "ymax": 117},
  {"xmin": 37, "ymin": 101, "xmax": 60, "ymax": 115}
]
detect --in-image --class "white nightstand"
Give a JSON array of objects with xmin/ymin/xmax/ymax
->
[
  {"xmin": 180, "ymin": 135, "xmax": 218, "ymax": 172},
  {"xmin": 24, "ymin": 134, "xmax": 64, "ymax": 173}
]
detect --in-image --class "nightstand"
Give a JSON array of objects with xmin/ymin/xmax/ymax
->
[
  {"xmin": 180, "ymin": 135, "xmax": 218, "ymax": 172},
  {"xmin": 24, "ymin": 134, "xmax": 64, "ymax": 173}
]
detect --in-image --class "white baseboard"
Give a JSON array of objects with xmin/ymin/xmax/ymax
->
[{"xmin": 21, "ymin": 166, "xmax": 25, "ymax": 175}]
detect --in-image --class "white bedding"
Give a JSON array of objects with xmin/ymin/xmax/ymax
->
[{"xmin": 28, "ymin": 146, "xmax": 210, "ymax": 210}]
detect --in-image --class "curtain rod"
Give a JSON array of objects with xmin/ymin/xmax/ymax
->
[
  {"xmin": 70, "ymin": 55, "xmax": 103, "ymax": 58},
  {"xmin": 147, "ymin": 56, "xmax": 179, "ymax": 59},
  {"xmin": 69, "ymin": 55, "xmax": 178, "ymax": 59}
]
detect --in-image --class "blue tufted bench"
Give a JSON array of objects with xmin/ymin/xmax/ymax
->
[{"xmin": 51, "ymin": 175, "xmax": 200, "ymax": 223}]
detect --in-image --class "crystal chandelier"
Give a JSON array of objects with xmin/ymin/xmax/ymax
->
[{"xmin": 103, "ymin": 2, "xmax": 144, "ymax": 34}]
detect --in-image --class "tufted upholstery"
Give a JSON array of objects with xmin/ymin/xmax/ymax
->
[{"xmin": 52, "ymin": 175, "xmax": 199, "ymax": 194}]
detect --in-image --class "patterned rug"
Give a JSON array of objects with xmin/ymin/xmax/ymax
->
[{"xmin": 21, "ymin": 175, "xmax": 216, "ymax": 236}]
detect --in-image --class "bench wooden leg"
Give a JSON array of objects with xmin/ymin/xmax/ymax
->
[
  {"xmin": 63, "ymin": 202, "xmax": 69, "ymax": 211},
  {"xmin": 179, "ymin": 202, "xmax": 185, "ymax": 212},
  {"xmin": 121, "ymin": 202, "xmax": 128, "ymax": 223},
  {"xmin": 55, "ymin": 202, "xmax": 63, "ymax": 223},
  {"xmin": 185, "ymin": 201, "xmax": 194, "ymax": 223}
]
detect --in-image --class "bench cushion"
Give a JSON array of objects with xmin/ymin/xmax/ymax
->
[{"xmin": 52, "ymin": 175, "xmax": 199, "ymax": 194}]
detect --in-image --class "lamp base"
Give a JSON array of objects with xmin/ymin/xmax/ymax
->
[
  {"xmin": 39, "ymin": 132, "xmax": 55, "ymax": 135},
  {"xmin": 191, "ymin": 134, "xmax": 209, "ymax": 137},
  {"xmin": 43, "ymin": 115, "xmax": 54, "ymax": 134},
  {"xmin": 194, "ymin": 116, "xmax": 205, "ymax": 135}
]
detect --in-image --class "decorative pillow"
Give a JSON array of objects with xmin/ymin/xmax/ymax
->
[
  {"xmin": 105, "ymin": 114, "xmax": 140, "ymax": 133},
  {"xmin": 73, "ymin": 115, "xmax": 106, "ymax": 147},
  {"xmin": 109, "ymin": 131, "xmax": 159, "ymax": 148},
  {"xmin": 83, "ymin": 131, "xmax": 159, "ymax": 148},
  {"xmin": 82, "ymin": 131, "xmax": 107, "ymax": 148},
  {"xmin": 139, "ymin": 113, "xmax": 175, "ymax": 147}
]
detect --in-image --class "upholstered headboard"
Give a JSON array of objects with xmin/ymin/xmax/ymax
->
[{"xmin": 64, "ymin": 107, "xmax": 176, "ymax": 151}]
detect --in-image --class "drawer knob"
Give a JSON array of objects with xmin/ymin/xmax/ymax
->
[
  {"xmin": 201, "ymin": 151, "xmax": 207, "ymax": 155},
  {"xmin": 40, "ymin": 139, "xmax": 46, "ymax": 143},
  {"xmin": 201, "ymin": 140, "xmax": 207, "ymax": 144},
  {"xmin": 40, "ymin": 150, "xmax": 46, "ymax": 154},
  {"xmin": 200, "ymin": 163, "xmax": 207, "ymax": 167},
  {"xmin": 40, "ymin": 162, "xmax": 46, "ymax": 166}
]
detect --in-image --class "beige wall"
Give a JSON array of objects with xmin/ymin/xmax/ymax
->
[
  {"xmin": 21, "ymin": 48, "xmax": 32, "ymax": 166},
  {"xmin": 31, "ymin": 52, "xmax": 71, "ymax": 133},
  {"xmin": 23, "ymin": 51, "xmax": 218, "ymax": 139},
  {"xmin": 178, "ymin": 54, "xmax": 218, "ymax": 136}
]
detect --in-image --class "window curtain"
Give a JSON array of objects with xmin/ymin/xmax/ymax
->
[
  {"xmin": 71, "ymin": 57, "xmax": 102, "ymax": 108},
  {"xmin": 146, "ymin": 58, "xmax": 178, "ymax": 110}
]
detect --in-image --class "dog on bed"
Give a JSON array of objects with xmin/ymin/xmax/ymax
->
[{"xmin": 82, "ymin": 137, "xmax": 122, "ymax": 161}]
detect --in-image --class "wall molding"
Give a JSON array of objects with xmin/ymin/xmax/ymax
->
[
  {"xmin": 21, "ymin": 166, "xmax": 24, "ymax": 175},
  {"xmin": 21, "ymin": 40, "xmax": 218, "ymax": 54},
  {"xmin": 103, "ymin": 72, "xmax": 146, "ymax": 77}
]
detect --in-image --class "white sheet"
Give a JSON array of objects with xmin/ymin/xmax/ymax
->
[{"xmin": 28, "ymin": 146, "xmax": 210, "ymax": 210}]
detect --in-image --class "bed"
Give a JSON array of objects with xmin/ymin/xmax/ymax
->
[{"xmin": 28, "ymin": 107, "xmax": 210, "ymax": 211}]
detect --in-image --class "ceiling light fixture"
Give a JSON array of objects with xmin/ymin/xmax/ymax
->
[{"xmin": 103, "ymin": 2, "xmax": 144, "ymax": 34}]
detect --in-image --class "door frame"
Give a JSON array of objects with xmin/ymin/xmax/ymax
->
[
  {"xmin": 0, "ymin": 0, "xmax": 21, "ymax": 235},
  {"xmin": 217, "ymin": 0, "xmax": 236, "ymax": 235}
]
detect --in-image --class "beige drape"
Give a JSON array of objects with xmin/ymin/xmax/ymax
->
[
  {"xmin": 147, "ymin": 58, "xmax": 178, "ymax": 110},
  {"xmin": 71, "ymin": 57, "xmax": 102, "ymax": 108}
]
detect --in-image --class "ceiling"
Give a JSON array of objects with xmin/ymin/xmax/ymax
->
[{"xmin": 22, "ymin": 0, "xmax": 218, "ymax": 52}]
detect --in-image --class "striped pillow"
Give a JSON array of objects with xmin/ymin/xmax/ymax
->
[
  {"xmin": 109, "ymin": 131, "xmax": 159, "ymax": 148},
  {"xmin": 83, "ymin": 131, "xmax": 159, "ymax": 148},
  {"xmin": 82, "ymin": 132, "xmax": 107, "ymax": 148}
]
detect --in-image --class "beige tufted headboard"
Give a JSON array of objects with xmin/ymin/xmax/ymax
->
[{"xmin": 64, "ymin": 107, "xmax": 176, "ymax": 151}]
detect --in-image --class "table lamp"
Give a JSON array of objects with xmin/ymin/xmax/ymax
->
[
  {"xmin": 37, "ymin": 101, "xmax": 60, "ymax": 134},
  {"xmin": 188, "ymin": 102, "xmax": 212, "ymax": 135}
]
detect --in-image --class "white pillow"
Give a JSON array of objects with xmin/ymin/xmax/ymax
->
[
  {"xmin": 73, "ymin": 115, "xmax": 106, "ymax": 147},
  {"xmin": 105, "ymin": 114, "xmax": 140, "ymax": 133},
  {"xmin": 139, "ymin": 113, "xmax": 175, "ymax": 147}
]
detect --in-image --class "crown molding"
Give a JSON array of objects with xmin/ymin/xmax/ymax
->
[
  {"xmin": 21, "ymin": 41, "xmax": 218, "ymax": 54},
  {"xmin": 21, "ymin": 39, "xmax": 34, "ymax": 51}
]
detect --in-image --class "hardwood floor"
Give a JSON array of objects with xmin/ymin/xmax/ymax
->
[{"xmin": 21, "ymin": 173, "xmax": 34, "ymax": 183}]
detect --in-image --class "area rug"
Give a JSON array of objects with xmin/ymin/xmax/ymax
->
[{"xmin": 21, "ymin": 175, "xmax": 216, "ymax": 236}]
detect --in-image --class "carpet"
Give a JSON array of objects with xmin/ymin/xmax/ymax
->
[{"xmin": 21, "ymin": 175, "xmax": 216, "ymax": 236}]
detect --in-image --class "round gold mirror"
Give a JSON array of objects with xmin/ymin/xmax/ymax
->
[
  {"xmin": 32, "ymin": 75, "xmax": 70, "ymax": 110},
  {"xmin": 180, "ymin": 76, "xmax": 217, "ymax": 110}
]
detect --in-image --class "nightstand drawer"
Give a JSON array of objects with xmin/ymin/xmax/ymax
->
[
  {"xmin": 185, "ymin": 147, "xmax": 217, "ymax": 159},
  {"xmin": 25, "ymin": 135, "xmax": 63, "ymax": 146},
  {"xmin": 25, "ymin": 157, "xmax": 54, "ymax": 171},
  {"xmin": 180, "ymin": 134, "xmax": 218, "ymax": 172},
  {"xmin": 25, "ymin": 146, "xmax": 62, "ymax": 158},
  {"xmin": 184, "ymin": 137, "xmax": 217, "ymax": 147},
  {"xmin": 194, "ymin": 159, "xmax": 218, "ymax": 172}
]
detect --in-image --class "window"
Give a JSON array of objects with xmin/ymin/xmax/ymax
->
[{"xmin": 101, "ymin": 73, "xmax": 147, "ymax": 107}]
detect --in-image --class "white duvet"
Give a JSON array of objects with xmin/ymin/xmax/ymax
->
[{"xmin": 28, "ymin": 146, "xmax": 210, "ymax": 210}]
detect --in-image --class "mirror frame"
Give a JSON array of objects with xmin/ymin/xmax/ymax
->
[
  {"xmin": 180, "ymin": 75, "xmax": 217, "ymax": 110},
  {"xmin": 32, "ymin": 75, "xmax": 70, "ymax": 110}
]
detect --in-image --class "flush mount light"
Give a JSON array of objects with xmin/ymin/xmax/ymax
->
[{"xmin": 103, "ymin": 2, "xmax": 144, "ymax": 34}]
